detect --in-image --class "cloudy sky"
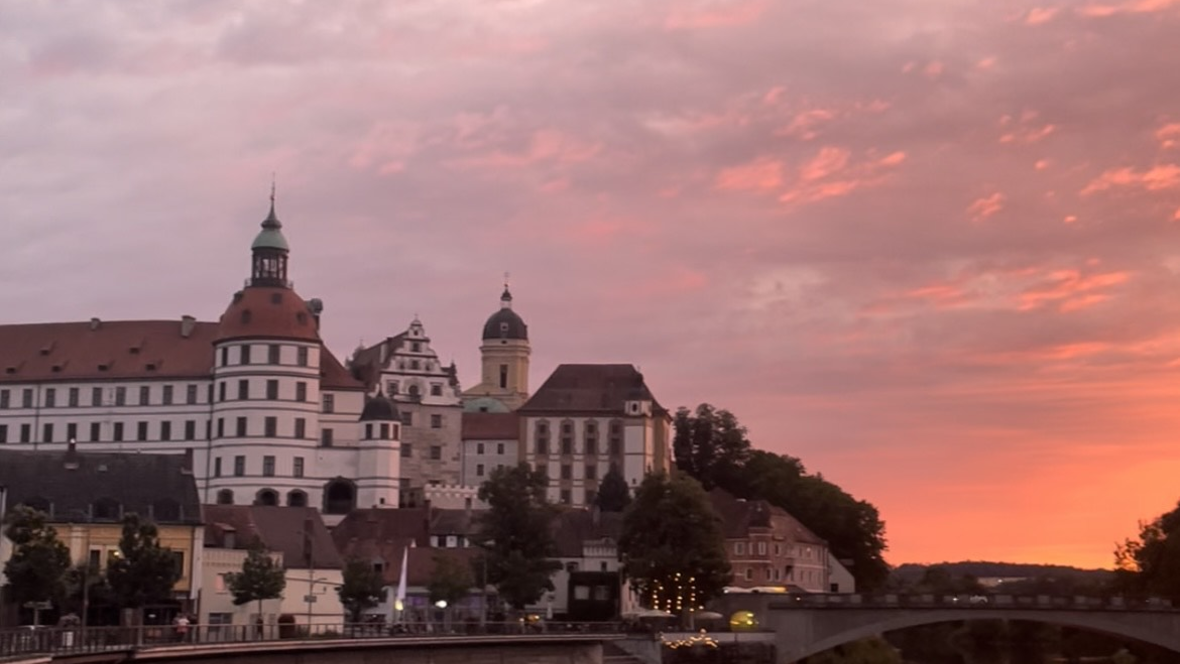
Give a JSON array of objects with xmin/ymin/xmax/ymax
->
[{"xmin": 6, "ymin": 0, "xmax": 1180, "ymax": 568}]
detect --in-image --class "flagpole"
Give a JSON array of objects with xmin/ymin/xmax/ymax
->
[{"xmin": 394, "ymin": 545, "xmax": 409, "ymax": 625}]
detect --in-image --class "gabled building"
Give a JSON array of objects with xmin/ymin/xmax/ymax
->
[
  {"xmin": 708, "ymin": 489, "xmax": 831, "ymax": 593},
  {"xmin": 459, "ymin": 412, "xmax": 520, "ymax": 487},
  {"xmin": 203, "ymin": 505, "xmax": 343, "ymax": 627},
  {"xmin": 533, "ymin": 508, "xmax": 636, "ymax": 621},
  {"xmin": 0, "ymin": 445, "xmax": 204, "ymax": 624},
  {"xmin": 0, "ymin": 197, "xmax": 400, "ymax": 517},
  {"xmin": 516, "ymin": 364, "xmax": 672, "ymax": 507}
]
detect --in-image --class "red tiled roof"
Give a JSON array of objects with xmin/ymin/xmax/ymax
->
[
  {"xmin": 708, "ymin": 488, "xmax": 826, "ymax": 545},
  {"xmin": 519, "ymin": 364, "xmax": 666, "ymax": 415},
  {"xmin": 215, "ymin": 287, "xmax": 320, "ymax": 343},
  {"xmin": 460, "ymin": 412, "xmax": 520, "ymax": 440},
  {"xmin": 0, "ymin": 317, "xmax": 362, "ymax": 389},
  {"xmin": 203, "ymin": 505, "xmax": 343, "ymax": 569}
]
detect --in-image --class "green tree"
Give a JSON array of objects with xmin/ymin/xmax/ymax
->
[
  {"xmin": 106, "ymin": 513, "xmax": 182, "ymax": 623},
  {"xmin": 337, "ymin": 559, "xmax": 385, "ymax": 623},
  {"xmin": 224, "ymin": 539, "xmax": 286, "ymax": 620},
  {"xmin": 594, "ymin": 466, "xmax": 632, "ymax": 512},
  {"xmin": 2, "ymin": 506, "xmax": 72, "ymax": 609},
  {"xmin": 672, "ymin": 404, "xmax": 752, "ymax": 490},
  {"xmin": 472, "ymin": 463, "xmax": 561, "ymax": 610},
  {"xmin": 1115, "ymin": 500, "xmax": 1180, "ymax": 600},
  {"xmin": 429, "ymin": 552, "xmax": 474, "ymax": 626},
  {"xmin": 619, "ymin": 473, "xmax": 731, "ymax": 614}
]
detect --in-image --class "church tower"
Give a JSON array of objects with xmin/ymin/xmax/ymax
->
[{"xmin": 462, "ymin": 286, "xmax": 530, "ymax": 411}]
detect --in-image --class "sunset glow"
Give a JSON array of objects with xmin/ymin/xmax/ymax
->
[{"xmin": 7, "ymin": 0, "xmax": 1180, "ymax": 569}]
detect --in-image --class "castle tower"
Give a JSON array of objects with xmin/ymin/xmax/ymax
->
[
  {"xmin": 207, "ymin": 193, "xmax": 325, "ymax": 509},
  {"xmin": 356, "ymin": 393, "xmax": 402, "ymax": 508},
  {"xmin": 462, "ymin": 286, "xmax": 531, "ymax": 412}
]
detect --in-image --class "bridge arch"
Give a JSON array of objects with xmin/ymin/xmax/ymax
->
[{"xmin": 784, "ymin": 608, "xmax": 1180, "ymax": 662}]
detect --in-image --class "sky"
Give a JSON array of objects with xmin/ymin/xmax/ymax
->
[{"xmin": 4, "ymin": 0, "xmax": 1180, "ymax": 570}]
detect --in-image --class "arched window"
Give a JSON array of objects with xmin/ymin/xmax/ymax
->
[
  {"xmin": 152, "ymin": 499, "xmax": 181, "ymax": 522},
  {"xmin": 408, "ymin": 384, "xmax": 420, "ymax": 398},
  {"xmin": 216, "ymin": 489, "xmax": 234, "ymax": 505},
  {"xmin": 323, "ymin": 479, "xmax": 356, "ymax": 515},
  {"xmin": 255, "ymin": 489, "xmax": 279, "ymax": 507},
  {"xmin": 287, "ymin": 490, "xmax": 308, "ymax": 508},
  {"xmin": 92, "ymin": 497, "xmax": 121, "ymax": 521}
]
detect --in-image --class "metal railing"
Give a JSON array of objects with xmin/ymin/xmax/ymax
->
[
  {"xmin": 0, "ymin": 621, "xmax": 625, "ymax": 659},
  {"xmin": 767, "ymin": 593, "xmax": 1179, "ymax": 611}
]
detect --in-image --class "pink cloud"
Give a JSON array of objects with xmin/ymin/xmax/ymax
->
[
  {"xmin": 967, "ymin": 192, "xmax": 1006, "ymax": 221},
  {"xmin": 715, "ymin": 157, "xmax": 784, "ymax": 192},
  {"xmin": 1156, "ymin": 122, "xmax": 1180, "ymax": 149},
  {"xmin": 1078, "ymin": 0, "xmax": 1180, "ymax": 16},
  {"xmin": 1080, "ymin": 164, "xmax": 1180, "ymax": 194},
  {"xmin": 665, "ymin": 0, "xmax": 769, "ymax": 30},
  {"xmin": 1025, "ymin": 7, "xmax": 1061, "ymax": 24},
  {"xmin": 450, "ymin": 129, "xmax": 602, "ymax": 170}
]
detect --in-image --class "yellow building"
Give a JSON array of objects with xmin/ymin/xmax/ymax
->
[{"xmin": 0, "ymin": 444, "xmax": 204, "ymax": 625}]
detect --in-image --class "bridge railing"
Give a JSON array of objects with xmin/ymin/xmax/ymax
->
[
  {"xmin": 0, "ymin": 621, "xmax": 624, "ymax": 659},
  {"xmin": 767, "ymin": 593, "xmax": 1176, "ymax": 611}
]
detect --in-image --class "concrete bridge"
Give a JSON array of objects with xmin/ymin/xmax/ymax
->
[{"xmin": 711, "ymin": 593, "xmax": 1180, "ymax": 663}]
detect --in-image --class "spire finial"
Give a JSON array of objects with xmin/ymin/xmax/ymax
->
[{"xmin": 262, "ymin": 176, "xmax": 282, "ymax": 229}]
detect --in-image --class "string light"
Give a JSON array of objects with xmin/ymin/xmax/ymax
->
[{"xmin": 663, "ymin": 630, "xmax": 719, "ymax": 650}]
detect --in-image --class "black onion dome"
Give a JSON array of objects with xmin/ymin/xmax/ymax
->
[
  {"xmin": 481, "ymin": 286, "xmax": 528, "ymax": 341},
  {"xmin": 359, "ymin": 394, "xmax": 400, "ymax": 421}
]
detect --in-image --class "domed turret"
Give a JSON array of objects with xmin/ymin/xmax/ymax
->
[
  {"xmin": 481, "ymin": 286, "xmax": 528, "ymax": 341},
  {"xmin": 360, "ymin": 393, "xmax": 400, "ymax": 422}
]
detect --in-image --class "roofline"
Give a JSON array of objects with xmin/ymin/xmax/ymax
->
[
  {"xmin": 214, "ymin": 334, "xmax": 322, "ymax": 344},
  {"xmin": 515, "ymin": 409, "xmax": 672, "ymax": 419},
  {"xmin": 0, "ymin": 373, "xmax": 214, "ymax": 385}
]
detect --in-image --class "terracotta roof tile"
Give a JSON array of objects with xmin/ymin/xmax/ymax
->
[
  {"xmin": 215, "ymin": 287, "xmax": 320, "ymax": 343},
  {"xmin": 203, "ymin": 505, "xmax": 342, "ymax": 569},
  {"xmin": 460, "ymin": 412, "xmax": 520, "ymax": 440},
  {"xmin": 519, "ymin": 364, "xmax": 666, "ymax": 415}
]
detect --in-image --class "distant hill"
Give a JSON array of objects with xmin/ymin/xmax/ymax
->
[{"xmin": 892, "ymin": 561, "xmax": 1114, "ymax": 587}]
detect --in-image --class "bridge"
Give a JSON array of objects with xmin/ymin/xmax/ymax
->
[
  {"xmin": 0, "ymin": 624, "xmax": 622, "ymax": 664},
  {"xmin": 710, "ymin": 593, "xmax": 1180, "ymax": 663}
]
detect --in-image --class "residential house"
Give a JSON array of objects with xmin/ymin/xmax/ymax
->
[
  {"xmin": 202, "ymin": 505, "xmax": 343, "ymax": 627},
  {"xmin": 709, "ymin": 489, "xmax": 831, "ymax": 593},
  {"xmin": 459, "ymin": 412, "xmax": 519, "ymax": 488}
]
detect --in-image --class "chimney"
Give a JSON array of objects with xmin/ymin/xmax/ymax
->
[
  {"xmin": 182, "ymin": 448, "xmax": 194, "ymax": 475},
  {"xmin": 308, "ymin": 298, "xmax": 324, "ymax": 331},
  {"xmin": 180, "ymin": 315, "xmax": 196, "ymax": 338},
  {"xmin": 64, "ymin": 439, "xmax": 79, "ymax": 470},
  {"xmin": 89, "ymin": 317, "xmax": 101, "ymax": 331}
]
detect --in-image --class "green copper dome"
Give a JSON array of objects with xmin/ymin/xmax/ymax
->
[{"xmin": 251, "ymin": 202, "xmax": 290, "ymax": 252}]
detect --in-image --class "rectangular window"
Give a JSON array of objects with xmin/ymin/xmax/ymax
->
[
  {"xmin": 216, "ymin": 418, "xmax": 225, "ymax": 438},
  {"xmin": 430, "ymin": 414, "xmax": 442, "ymax": 429},
  {"xmin": 22, "ymin": 388, "xmax": 33, "ymax": 408},
  {"xmin": 184, "ymin": 420, "xmax": 196, "ymax": 441},
  {"xmin": 477, "ymin": 442, "xmax": 485, "ymax": 455},
  {"xmin": 560, "ymin": 464, "xmax": 572, "ymax": 480},
  {"xmin": 137, "ymin": 421, "xmax": 148, "ymax": 441},
  {"xmin": 295, "ymin": 382, "xmax": 307, "ymax": 402},
  {"xmin": 264, "ymin": 417, "xmax": 277, "ymax": 437},
  {"xmin": 476, "ymin": 463, "xmax": 485, "ymax": 477},
  {"xmin": 380, "ymin": 422, "xmax": 390, "ymax": 439},
  {"xmin": 233, "ymin": 455, "xmax": 245, "ymax": 476},
  {"xmin": 401, "ymin": 411, "xmax": 413, "ymax": 426},
  {"xmin": 386, "ymin": 381, "xmax": 398, "ymax": 397},
  {"xmin": 559, "ymin": 489, "xmax": 571, "ymax": 505},
  {"xmin": 430, "ymin": 445, "xmax": 442, "ymax": 460},
  {"xmin": 585, "ymin": 464, "xmax": 597, "ymax": 480},
  {"xmin": 220, "ymin": 347, "xmax": 229, "ymax": 366},
  {"xmin": 91, "ymin": 387, "xmax": 102, "ymax": 406},
  {"xmin": 0, "ymin": 389, "xmax": 8, "ymax": 409},
  {"xmin": 735, "ymin": 542, "xmax": 746, "ymax": 555},
  {"xmin": 266, "ymin": 380, "xmax": 278, "ymax": 400},
  {"xmin": 162, "ymin": 385, "xmax": 173, "ymax": 405},
  {"xmin": 44, "ymin": 388, "xmax": 56, "ymax": 408},
  {"xmin": 401, "ymin": 443, "xmax": 412, "ymax": 458},
  {"xmin": 68, "ymin": 387, "xmax": 79, "ymax": 407},
  {"xmin": 262, "ymin": 455, "xmax": 275, "ymax": 477},
  {"xmin": 187, "ymin": 384, "xmax": 198, "ymax": 405},
  {"xmin": 66, "ymin": 422, "xmax": 77, "ymax": 441},
  {"xmin": 499, "ymin": 364, "xmax": 508, "ymax": 389},
  {"xmin": 217, "ymin": 382, "xmax": 226, "ymax": 402},
  {"xmin": 112, "ymin": 422, "xmax": 123, "ymax": 442},
  {"xmin": 20, "ymin": 424, "xmax": 31, "ymax": 443},
  {"xmin": 561, "ymin": 435, "xmax": 573, "ymax": 455},
  {"xmin": 268, "ymin": 344, "xmax": 281, "ymax": 364},
  {"xmin": 321, "ymin": 428, "xmax": 334, "ymax": 447},
  {"xmin": 236, "ymin": 417, "xmax": 247, "ymax": 437},
  {"xmin": 113, "ymin": 387, "xmax": 124, "ymax": 406},
  {"xmin": 297, "ymin": 346, "xmax": 309, "ymax": 367},
  {"xmin": 43, "ymin": 423, "xmax": 53, "ymax": 443},
  {"xmin": 535, "ymin": 435, "xmax": 549, "ymax": 455},
  {"xmin": 293, "ymin": 457, "xmax": 304, "ymax": 478},
  {"xmin": 160, "ymin": 421, "xmax": 172, "ymax": 441},
  {"xmin": 322, "ymin": 393, "xmax": 334, "ymax": 413},
  {"xmin": 0, "ymin": 424, "xmax": 8, "ymax": 442},
  {"xmin": 214, "ymin": 458, "xmax": 222, "ymax": 477},
  {"xmin": 497, "ymin": 442, "xmax": 504, "ymax": 455},
  {"xmin": 240, "ymin": 345, "xmax": 252, "ymax": 365},
  {"xmin": 89, "ymin": 422, "xmax": 100, "ymax": 442},
  {"xmin": 238, "ymin": 379, "xmax": 249, "ymax": 400},
  {"xmin": 294, "ymin": 418, "xmax": 306, "ymax": 439},
  {"xmin": 430, "ymin": 384, "xmax": 442, "ymax": 396},
  {"xmin": 139, "ymin": 385, "xmax": 150, "ymax": 406}
]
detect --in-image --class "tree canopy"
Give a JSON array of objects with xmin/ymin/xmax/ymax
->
[
  {"xmin": 471, "ymin": 463, "xmax": 561, "ymax": 610},
  {"xmin": 594, "ymin": 466, "xmax": 632, "ymax": 512},
  {"xmin": 338, "ymin": 559, "xmax": 386, "ymax": 622},
  {"xmin": 1115, "ymin": 499, "xmax": 1180, "ymax": 600},
  {"xmin": 619, "ymin": 472, "xmax": 731, "ymax": 613},
  {"xmin": 106, "ymin": 514, "xmax": 182, "ymax": 611},
  {"xmin": 429, "ymin": 552, "xmax": 474, "ymax": 608},
  {"xmin": 225, "ymin": 538, "xmax": 286, "ymax": 616},
  {"xmin": 2, "ymin": 506, "xmax": 71, "ymax": 607},
  {"xmin": 672, "ymin": 404, "xmax": 890, "ymax": 590}
]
